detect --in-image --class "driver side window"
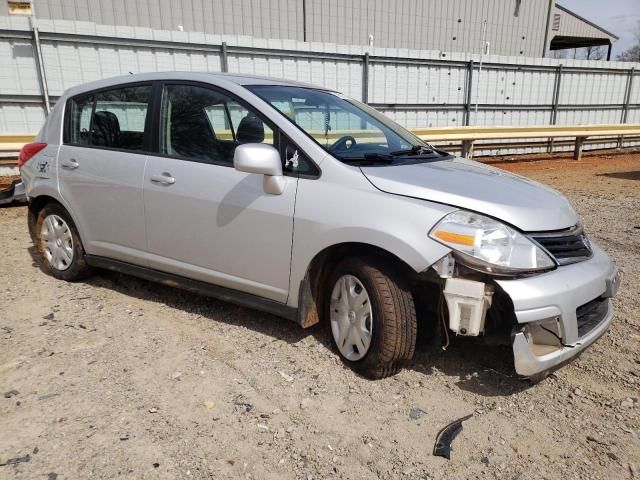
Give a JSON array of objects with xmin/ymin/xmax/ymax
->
[{"xmin": 160, "ymin": 84, "xmax": 273, "ymax": 165}]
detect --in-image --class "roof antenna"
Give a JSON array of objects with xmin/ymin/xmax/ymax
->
[
  {"xmin": 469, "ymin": 20, "xmax": 489, "ymax": 160},
  {"xmin": 129, "ymin": 71, "xmax": 133, "ymax": 75}
]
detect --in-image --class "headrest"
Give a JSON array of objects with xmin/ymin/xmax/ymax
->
[
  {"xmin": 93, "ymin": 111, "xmax": 120, "ymax": 147},
  {"xmin": 236, "ymin": 114, "xmax": 265, "ymax": 143}
]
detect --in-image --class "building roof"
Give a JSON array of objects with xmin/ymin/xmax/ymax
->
[{"xmin": 555, "ymin": 3, "xmax": 619, "ymax": 40}]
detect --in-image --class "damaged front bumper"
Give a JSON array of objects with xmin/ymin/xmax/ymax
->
[{"xmin": 496, "ymin": 243, "xmax": 620, "ymax": 377}]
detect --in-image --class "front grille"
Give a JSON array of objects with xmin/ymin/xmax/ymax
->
[
  {"xmin": 530, "ymin": 226, "xmax": 592, "ymax": 266},
  {"xmin": 576, "ymin": 297, "xmax": 609, "ymax": 337}
]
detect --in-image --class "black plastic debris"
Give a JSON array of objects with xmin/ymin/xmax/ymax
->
[
  {"xmin": 0, "ymin": 454, "xmax": 31, "ymax": 466},
  {"xmin": 433, "ymin": 414, "xmax": 473, "ymax": 459}
]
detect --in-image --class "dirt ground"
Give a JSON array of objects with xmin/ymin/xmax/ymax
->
[{"xmin": 1, "ymin": 150, "xmax": 639, "ymax": 480}]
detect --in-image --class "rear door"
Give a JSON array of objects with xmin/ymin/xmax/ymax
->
[
  {"xmin": 142, "ymin": 82, "xmax": 297, "ymax": 302},
  {"xmin": 58, "ymin": 84, "xmax": 153, "ymax": 265}
]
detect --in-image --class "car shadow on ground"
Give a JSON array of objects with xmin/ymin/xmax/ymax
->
[
  {"xmin": 411, "ymin": 341, "xmax": 531, "ymax": 397},
  {"xmin": 28, "ymin": 245, "xmax": 532, "ymax": 397},
  {"xmin": 597, "ymin": 171, "xmax": 640, "ymax": 181}
]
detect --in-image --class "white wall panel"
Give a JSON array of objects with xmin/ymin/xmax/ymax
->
[
  {"xmin": 559, "ymin": 72, "xmax": 629, "ymax": 105},
  {"xmin": 381, "ymin": 109, "xmax": 465, "ymax": 129},
  {"xmin": 369, "ymin": 63, "xmax": 467, "ymax": 104},
  {"xmin": 474, "ymin": 67, "xmax": 556, "ymax": 105},
  {"xmin": 557, "ymin": 108, "xmax": 623, "ymax": 125},
  {"xmin": 1, "ymin": 16, "xmax": 639, "ymax": 156},
  {"xmin": 629, "ymin": 75, "xmax": 640, "ymax": 105},
  {"xmin": 0, "ymin": 104, "xmax": 46, "ymax": 133},
  {"xmin": 0, "ymin": 41, "xmax": 41, "ymax": 95}
]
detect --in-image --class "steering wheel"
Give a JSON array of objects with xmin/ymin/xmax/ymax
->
[{"xmin": 330, "ymin": 135, "xmax": 357, "ymax": 152}]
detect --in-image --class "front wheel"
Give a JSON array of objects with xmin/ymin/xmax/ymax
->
[
  {"xmin": 35, "ymin": 203, "xmax": 92, "ymax": 281},
  {"xmin": 326, "ymin": 257, "xmax": 417, "ymax": 379}
]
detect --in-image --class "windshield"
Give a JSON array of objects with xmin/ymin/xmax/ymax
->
[{"xmin": 246, "ymin": 85, "xmax": 449, "ymax": 165}]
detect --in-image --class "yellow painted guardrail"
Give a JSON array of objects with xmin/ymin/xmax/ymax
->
[
  {"xmin": 0, "ymin": 134, "xmax": 37, "ymax": 153},
  {"xmin": 411, "ymin": 124, "xmax": 640, "ymax": 141},
  {"xmin": 2, "ymin": 124, "xmax": 640, "ymax": 161}
]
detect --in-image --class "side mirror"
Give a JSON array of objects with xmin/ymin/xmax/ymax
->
[{"xmin": 233, "ymin": 143, "xmax": 285, "ymax": 195}]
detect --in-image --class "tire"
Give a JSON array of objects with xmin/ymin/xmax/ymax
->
[
  {"xmin": 35, "ymin": 203, "xmax": 92, "ymax": 281},
  {"xmin": 325, "ymin": 256, "xmax": 417, "ymax": 379}
]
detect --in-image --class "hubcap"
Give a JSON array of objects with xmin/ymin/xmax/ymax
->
[
  {"xmin": 330, "ymin": 274, "xmax": 373, "ymax": 361},
  {"xmin": 40, "ymin": 214, "xmax": 74, "ymax": 271}
]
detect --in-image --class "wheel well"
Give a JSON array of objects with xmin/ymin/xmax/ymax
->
[
  {"xmin": 296, "ymin": 242, "xmax": 422, "ymax": 328},
  {"xmin": 27, "ymin": 195, "xmax": 65, "ymax": 240}
]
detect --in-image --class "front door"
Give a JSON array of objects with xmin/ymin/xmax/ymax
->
[
  {"xmin": 143, "ymin": 83, "xmax": 297, "ymax": 302},
  {"xmin": 58, "ymin": 84, "xmax": 153, "ymax": 265}
]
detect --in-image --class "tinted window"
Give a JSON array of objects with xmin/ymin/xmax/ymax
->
[
  {"xmin": 160, "ymin": 84, "xmax": 273, "ymax": 165},
  {"xmin": 226, "ymin": 100, "xmax": 275, "ymax": 145},
  {"xmin": 67, "ymin": 85, "xmax": 152, "ymax": 151},
  {"xmin": 91, "ymin": 86, "xmax": 152, "ymax": 150}
]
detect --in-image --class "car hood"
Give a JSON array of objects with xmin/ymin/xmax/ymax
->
[{"xmin": 361, "ymin": 157, "xmax": 578, "ymax": 232}]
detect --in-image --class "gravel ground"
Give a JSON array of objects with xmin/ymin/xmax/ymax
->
[{"xmin": 1, "ymin": 151, "xmax": 639, "ymax": 480}]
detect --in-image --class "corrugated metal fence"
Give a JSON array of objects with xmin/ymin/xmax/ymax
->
[{"xmin": 1, "ymin": 15, "xmax": 639, "ymax": 155}]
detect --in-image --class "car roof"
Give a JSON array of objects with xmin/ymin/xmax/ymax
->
[{"xmin": 62, "ymin": 71, "xmax": 331, "ymax": 98}]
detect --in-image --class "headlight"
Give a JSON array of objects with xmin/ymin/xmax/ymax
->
[{"xmin": 429, "ymin": 210, "xmax": 555, "ymax": 274}]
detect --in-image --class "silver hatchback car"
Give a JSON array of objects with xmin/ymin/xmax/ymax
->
[{"xmin": 20, "ymin": 72, "xmax": 621, "ymax": 379}]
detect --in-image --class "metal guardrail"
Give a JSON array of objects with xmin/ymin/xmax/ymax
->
[
  {"xmin": 2, "ymin": 124, "xmax": 640, "ymax": 166},
  {"xmin": 412, "ymin": 124, "xmax": 640, "ymax": 158}
]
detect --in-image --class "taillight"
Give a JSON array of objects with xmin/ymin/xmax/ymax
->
[{"xmin": 18, "ymin": 142, "xmax": 47, "ymax": 168}]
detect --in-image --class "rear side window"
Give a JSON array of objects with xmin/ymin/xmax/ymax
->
[{"xmin": 66, "ymin": 85, "xmax": 152, "ymax": 152}]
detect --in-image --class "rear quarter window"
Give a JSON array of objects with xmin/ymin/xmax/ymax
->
[{"xmin": 68, "ymin": 94, "xmax": 94, "ymax": 145}]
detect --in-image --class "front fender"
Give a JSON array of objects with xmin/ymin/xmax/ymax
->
[{"xmin": 287, "ymin": 174, "xmax": 455, "ymax": 307}]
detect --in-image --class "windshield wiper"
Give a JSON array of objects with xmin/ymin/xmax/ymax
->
[
  {"xmin": 389, "ymin": 145, "xmax": 434, "ymax": 156},
  {"xmin": 339, "ymin": 152, "xmax": 394, "ymax": 164}
]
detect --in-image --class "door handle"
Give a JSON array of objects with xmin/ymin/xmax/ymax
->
[
  {"xmin": 61, "ymin": 158, "xmax": 79, "ymax": 169},
  {"xmin": 150, "ymin": 172, "xmax": 175, "ymax": 185}
]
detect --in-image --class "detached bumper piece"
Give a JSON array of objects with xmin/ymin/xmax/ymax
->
[
  {"xmin": 511, "ymin": 265, "xmax": 620, "ymax": 378},
  {"xmin": 433, "ymin": 414, "xmax": 473, "ymax": 460},
  {"xmin": 512, "ymin": 298, "xmax": 613, "ymax": 377},
  {"xmin": 0, "ymin": 180, "xmax": 26, "ymax": 206},
  {"xmin": 496, "ymin": 243, "xmax": 621, "ymax": 378}
]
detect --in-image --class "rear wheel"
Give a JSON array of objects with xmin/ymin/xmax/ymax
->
[
  {"xmin": 35, "ymin": 203, "xmax": 92, "ymax": 281},
  {"xmin": 325, "ymin": 257, "xmax": 417, "ymax": 379}
]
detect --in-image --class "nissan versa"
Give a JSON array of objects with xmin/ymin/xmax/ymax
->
[{"xmin": 19, "ymin": 72, "xmax": 621, "ymax": 379}]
